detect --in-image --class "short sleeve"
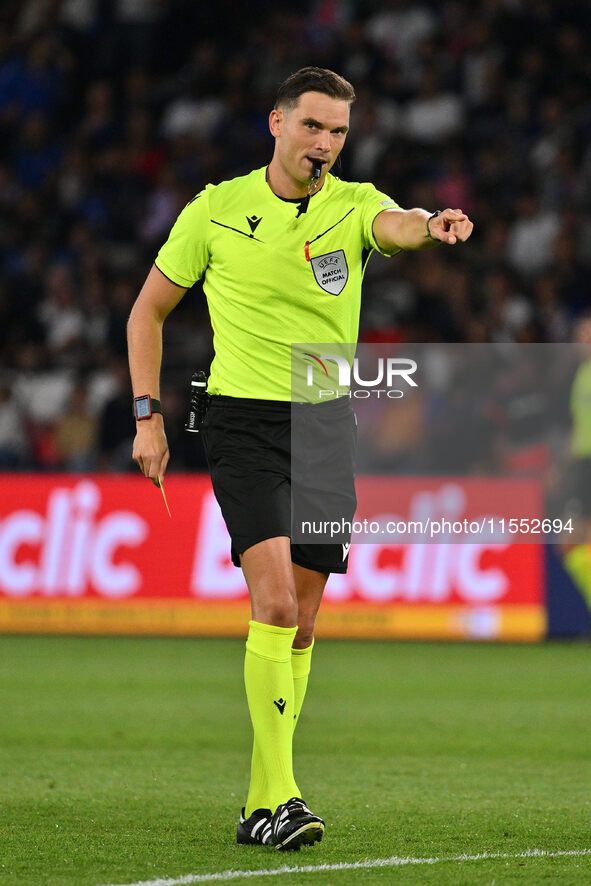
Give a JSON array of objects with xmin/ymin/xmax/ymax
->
[
  {"xmin": 357, "ymin": 182, "xmax": 401, "ymax": 257},
  {"xmin": 154, "ymin": 188, "xmax": 211, "ymax": 287}
]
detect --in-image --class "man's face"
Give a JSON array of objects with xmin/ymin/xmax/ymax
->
[{"xmin": 270, "ymin": 91, "xmax": 350, "ymax": 186}]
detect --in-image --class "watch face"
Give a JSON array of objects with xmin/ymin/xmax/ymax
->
[{"xmin": 135, "ymin": 396, "xmax": 151, "ymax": 419}]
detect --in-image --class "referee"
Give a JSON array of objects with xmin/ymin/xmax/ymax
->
[{"xmin": 127, "ymin": 67, "xmax": 473, "ymax": 850}]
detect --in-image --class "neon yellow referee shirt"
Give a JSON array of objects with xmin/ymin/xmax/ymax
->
[
  {"xmin": 571, "ymin": 359, "xmax": 591, "ymax": 458},
  {"xmin": 155, "ymin": 166, "xmax": 399, "ymax": 400}
]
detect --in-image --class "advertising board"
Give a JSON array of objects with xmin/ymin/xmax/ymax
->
[{"xmin": 0, "ymin": 475, "xmax": 545, "ymax": 640}]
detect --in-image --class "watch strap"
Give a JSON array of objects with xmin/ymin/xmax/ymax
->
[{"xmin": 133, "ymin": 395, "xmax": 163, "ymax": 420}]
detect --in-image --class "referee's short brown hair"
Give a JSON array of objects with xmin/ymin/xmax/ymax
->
[{"xmin": 275, "ymin": 67, "xmax": 355, "ymax": 111}]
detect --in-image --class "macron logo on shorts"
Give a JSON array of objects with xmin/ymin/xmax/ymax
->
[{"xmin": 342, "ymin": 542, "xmax": 350, "ymax": 561}]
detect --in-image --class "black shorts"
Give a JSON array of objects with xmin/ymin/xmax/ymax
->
[{"xmin": 201, "ymin": 396, "xmax": 357, "ymax": 574}]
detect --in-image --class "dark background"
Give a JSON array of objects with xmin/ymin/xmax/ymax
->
[{"xmin": 1, "ymin": 0, "xmax": 590, "ymax": 472}]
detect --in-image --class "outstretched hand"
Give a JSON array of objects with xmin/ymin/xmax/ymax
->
[{"xmin": 429, "ymin": 208, "xmax": 473, "ymax": 245}]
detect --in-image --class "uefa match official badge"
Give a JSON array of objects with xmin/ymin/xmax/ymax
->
[{"xmin": 311, "ymin": 249, "xmax": 349, "ymax": 295}]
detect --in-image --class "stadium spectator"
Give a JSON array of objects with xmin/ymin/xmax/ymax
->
[
  {"xmin": 0, "ymin": 381, "xmax": 28, "ymax": 468},
  {"xmin": 53, "ymin": 379, "xmax": 98, "ymax": 471},
  {"xmin": 403, "ymin": 66, "xmax": 464, "ymax": 143},
  {"xmin": 97, "ymin": 358, "xmax": 136, "ymax": 471},
  {"xmin": 365, "ymin": 0, "xmax": 436, "ymax": 74},
  {"xmin": 37, "ymin": 262, "xmax": 85, "ymax": 365},
  {"xmin": 560, "ymin": 313, "xmax": 591, "ymax": 605},
  {"xmin": 506, "ymin": 193, "xmax": 560, "ymax": 278}
]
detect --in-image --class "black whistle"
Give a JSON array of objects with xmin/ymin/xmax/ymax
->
[
  {"xmin": 185, "ymin": 370, "xmax": 209, "ymax": 434},
  {"xmin": 311, "ymin": 159, "xmax": 322, "ymax": 181}
]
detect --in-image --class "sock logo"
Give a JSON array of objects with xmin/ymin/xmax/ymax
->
[{"xmin": 273, "ymin": 698, "xmax": 287, "ymax": 715}]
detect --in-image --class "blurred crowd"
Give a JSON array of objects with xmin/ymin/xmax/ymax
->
[{"xmin": 1, "ymin": 0, "xmax": 591, "ymax": 473}]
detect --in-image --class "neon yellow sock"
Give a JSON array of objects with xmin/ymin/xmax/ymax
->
[
  {"xmin": 292, "ymin": 640, "xmax": 314, "ymax": 734},
  {"xmin": 244, "ymin": 620, "xmax": 300, "ymax": 816},
  {"xmin": 247, "ymin": 638, "xmax": 314, "ymax": 808},
  {"xmin": 564, "ymin": 545, "xmax": 591, "ymax": 607}
]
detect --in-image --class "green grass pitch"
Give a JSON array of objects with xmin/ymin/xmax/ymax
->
[{"xmin": 1, "ymin": 635, "xmax": 591, "ymax": 885}]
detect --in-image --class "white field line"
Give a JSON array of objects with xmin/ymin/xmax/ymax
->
[{"xmin": 102, "ymin": 847, "xmax": 591, "ymax": 886}]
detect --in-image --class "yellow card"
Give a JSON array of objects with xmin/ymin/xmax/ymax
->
[{"xmin": 156, "ymin": 475, "xmax": 171, "ymax": 518}]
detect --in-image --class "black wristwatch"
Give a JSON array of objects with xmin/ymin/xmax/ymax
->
[
  {"xmin": 133, "ymin": 395, "xmax": 163, "ymax": 421},
  {"xmin": 426, "ymin": 210, "xmax": 442, "ymax": 241}
]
